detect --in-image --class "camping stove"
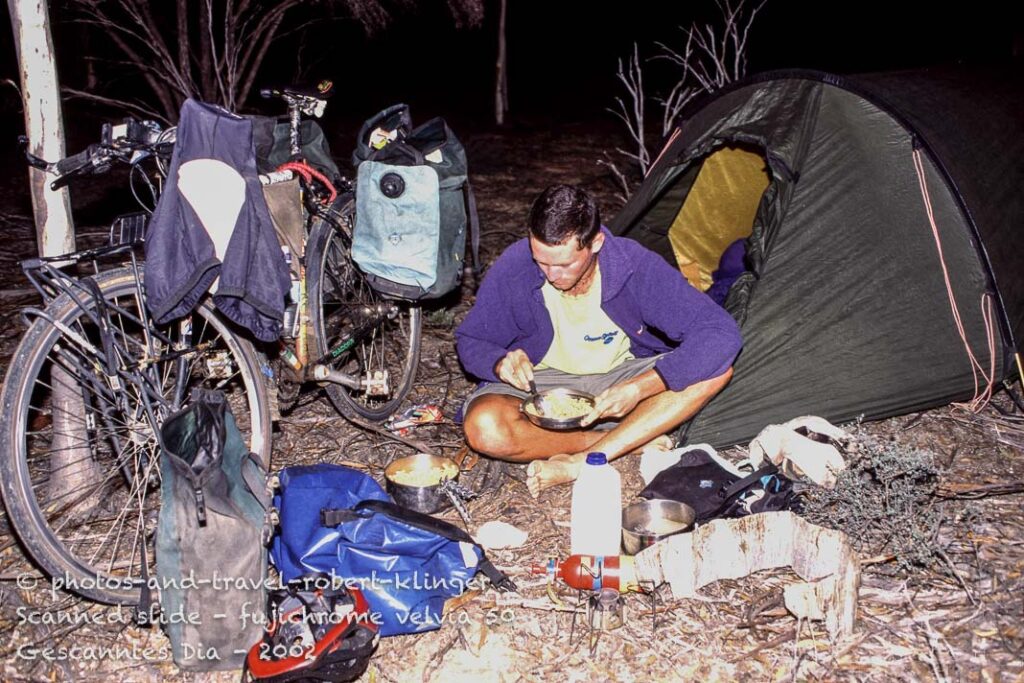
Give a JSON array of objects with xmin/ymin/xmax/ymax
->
[
  {"xmin": 567, "ymin": 584, "xmax": 658, "ymax": 655},
  {"xmin": 536, "ymin": 554, "xmax": 661, "ymax": 654},
  {"xmin": 587, "ymin": 588, "xmax": 625, "ymax": 631}
]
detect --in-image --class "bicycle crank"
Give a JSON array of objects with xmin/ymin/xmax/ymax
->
[
  {"xmin": 310, "ymin": 303, "xmax": 399, "ymax": 395},
  {"xmin": 312, "ymin": 365, "xmax": 391, "ymax": 396}
]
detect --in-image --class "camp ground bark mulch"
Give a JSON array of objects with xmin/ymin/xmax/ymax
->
[{"xmin": 1, "ymin": 121, "xmax": 1023, "ymax": 682}]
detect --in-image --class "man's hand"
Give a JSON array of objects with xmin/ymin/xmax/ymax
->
[
  {"xmin": 495, "ymin": 349, "xmax": 534, "ymax": 391},
  {"xmin": 581, "ymin": 382, "xmax": 643, "ymax": 427},
  {"xmin": 581, "ymin": 369, "xmax": 667, "ymax": 427}
]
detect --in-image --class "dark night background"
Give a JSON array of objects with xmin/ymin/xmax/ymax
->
[
  {"xmin": 273, "ymin": 0, "xmax": 1023, "ymax": 129},
  {"xmin": 0, "ymin": 1, "xmax": 1021, "ymax": 166}
]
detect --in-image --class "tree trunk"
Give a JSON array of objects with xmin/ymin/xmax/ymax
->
[
  {"xmin": 8, "ymin": 0, "xmax": 98, "ymax": 501},
  {"xmin": 198, "ymin": 1, "xmax": 217, "ymax": 103},
  {"xmin": 494, "ymin": 0, "xmax": 508, "ymax": 126},
  {"xmin": 8, "ymin": 0, "xmax": 73, "ymax": 257}
]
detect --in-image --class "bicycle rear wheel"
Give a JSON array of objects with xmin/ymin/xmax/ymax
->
[
  {"xmin": 306, "ymin": 195, "xmax": 422, "ymax": 421},
  {"xmin": 0, "ymin": 267, "xmax": 271, "ymax": 604}
]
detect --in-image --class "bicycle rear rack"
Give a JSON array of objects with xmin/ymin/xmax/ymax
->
[
  {"xmin": 22, "ymin": 210, "xmax": 148, "ymax": 307},
  {"xmin": 22, "ymin": 243, "xmax": 141, "ymax": 308}
]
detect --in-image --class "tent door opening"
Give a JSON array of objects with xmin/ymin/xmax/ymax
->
[{"xmin": 667, "ymin": 144, "xmax": 769, "ymax": 305}]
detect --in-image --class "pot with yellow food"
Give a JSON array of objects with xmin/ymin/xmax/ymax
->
[{"xmin": 384, "ymin": 453, "xmax": 461, "ymax": 513}]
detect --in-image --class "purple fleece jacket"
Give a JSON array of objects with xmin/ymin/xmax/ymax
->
[{"xmin": 455, "ymin": 228, "xmax": 743, "ymax": 391}]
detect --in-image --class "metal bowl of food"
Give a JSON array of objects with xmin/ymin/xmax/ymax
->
[
  {"xmin": 621, "ymin": 499, "xmax": 696, "ymax": 555},
  {"xmin": 384, "ymin": 453, "xmax": 460, "ymax": 514},
  {"xmin": 520, "ymin": 388, "xmax": 596, "ymax": 431}
]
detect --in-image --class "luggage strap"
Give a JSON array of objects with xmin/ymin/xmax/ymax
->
[{"xmin": 320, "ymin": 499, "xmax": 516, "ymax": 592}]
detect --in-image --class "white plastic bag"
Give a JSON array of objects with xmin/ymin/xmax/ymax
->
[{"xmin": 749, "ymin": 416, "xmax": 849, "ymax": 488}]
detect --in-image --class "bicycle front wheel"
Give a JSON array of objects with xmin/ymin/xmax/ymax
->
[
  {"xmin": 0, "ymin": 267, "xmax": 271, "ymax": 604},
  {"xmin": 306, "ymin": 195, "xmax": 422, "ymax": 421}
]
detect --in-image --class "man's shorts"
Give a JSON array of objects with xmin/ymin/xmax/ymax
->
[{"xmin": 462, "ymin": 355, "xmax": 663, "ymax": 430}]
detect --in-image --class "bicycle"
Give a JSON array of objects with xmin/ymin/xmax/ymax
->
[
  {"xmin": 264, "ymin": 86, "xmax": 421, "ymax": 422},
  {"xmin": 0, "ymin": 88, "xmax": 421, "ymax": 605}
]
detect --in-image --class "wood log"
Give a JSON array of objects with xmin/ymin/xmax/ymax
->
[{"xmin": 633, "ymin": 511, "xmax": 860, "ymax": 639}]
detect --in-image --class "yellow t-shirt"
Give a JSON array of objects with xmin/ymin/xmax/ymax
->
[{"xmin": 536, "ymin": 264, "xmax": 634, "ymax": 374}]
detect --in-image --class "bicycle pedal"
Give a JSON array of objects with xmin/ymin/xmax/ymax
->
[{"xmin": 363, "ymin": 370, "xmax": 390, "ymax": 396}]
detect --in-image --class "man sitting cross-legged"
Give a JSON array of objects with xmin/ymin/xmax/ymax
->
[{"xmin": 455, "ymin": 184, "xmax": 742, "ymax": 497}]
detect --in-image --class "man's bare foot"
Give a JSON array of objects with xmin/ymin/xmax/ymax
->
[
  {"xmin": 526, "ymin": 453, "xmax": 584, "ymax": 498},
  {"xmin": 524, "ymin": 434, "xmax": 674, "ymax": 498},
  {"xmin": 639, "ymin": 434, "xmax": 674, "ymax": 454}
]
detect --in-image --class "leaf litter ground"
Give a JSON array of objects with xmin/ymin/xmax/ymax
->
[{"xmin": 0, "ymin": 121, "xmax": 1022, "ymax": 682}]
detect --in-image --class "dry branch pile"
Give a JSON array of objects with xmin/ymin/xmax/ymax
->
[{"xmin": 803, "ymin": 425, "xmax": 944, "ymax": 573}]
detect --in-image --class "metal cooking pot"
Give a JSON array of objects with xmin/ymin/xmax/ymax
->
[
  {"xmin": 384, "ymin": 453, "xmax": 460, "ymax": 514},
  {"xmin": 621, "ymin": 498, "xmax": 695, "ymax": 555},
  {"xmin": 520, "ymin": 388, "xmax": 596, "ymax": 431}
]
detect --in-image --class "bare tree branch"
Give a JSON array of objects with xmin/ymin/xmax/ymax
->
[
  {"xmin": 62, "ymin": 88, "xmax": 170, "ymax": 124},
  {"xmin": 597, "ymin": 153, "xmax": 631, "ymax": 206},
  {"xmin": 203, "ymin": 0, "xmax": 230, "ymax": 108},
  {"xmin": 237, "ymin": 11, "xmax": 289, "ymax": 109},
  {"xmin": 235, "ymin": 2, "xmax": 297, "ymax": 106},
  {"xmin": 176, "ymin": 0, "xmax": 190, "ymax": 80},
  {"xmin": 197, "ymin": 1, "xmax": 215, "ymax": 100},
  {"xmin": 606, "ymin": 0, "xmax": 766, "ymax": 199},
  {"xmin": 64, "ymin": 0, "xmax": 485, "ymax": 119},
  {"xmin": 121, "ymin": 0, "xmax": 193, "ymax": 97},
  {"xmin": 345, "ymin": 0, "xmax": 393, "ymax": 33},
  {"xmin": 605, "ymin": 44, "xmax": 649, "ymax": 175},
  {"xmin": 79, "ymin": 15, "xmax": 179, "ymax": 119},
  {"xmin": 445, "ymin": 0, "xmax": 484, "ymax": 28}
]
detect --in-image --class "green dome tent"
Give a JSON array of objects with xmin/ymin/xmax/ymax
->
[{"xmin": 609, "ymin": 68, "xmax": 1024, "ymax": 447}]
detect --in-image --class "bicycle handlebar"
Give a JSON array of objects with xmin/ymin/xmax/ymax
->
[
  {"xmin": 51, "ymin": 145, "xmax": 103, "ymax": 190},
  {"xmin": 260, "ymin": 81, "xmax": 333, "ymax": 102},
  {"xmin": 20, "ymin": 117, "xmax": 169, "ymax": 191}
]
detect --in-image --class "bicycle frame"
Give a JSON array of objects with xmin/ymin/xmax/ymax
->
[{"xmin": 258, "ymin": 93, "xmax": 407, "ymax": 400}]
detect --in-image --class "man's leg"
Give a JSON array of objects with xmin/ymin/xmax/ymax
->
[
  {"xmin": 463, "ymin": 394, "xmax": 605, "ymax": 462},
  {"xmin": 526, "ymin": 368, "xmax": 733, "ymax": 496}
]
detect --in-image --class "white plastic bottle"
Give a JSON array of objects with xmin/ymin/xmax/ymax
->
[{"xmin": 570, "ymin": 452, "xmax": 623, "ymax": 557}]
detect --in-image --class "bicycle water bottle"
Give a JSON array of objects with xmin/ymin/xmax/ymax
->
[{"xmin": 570, "ymin": 452, "xmax": 622, "ymax": 557}]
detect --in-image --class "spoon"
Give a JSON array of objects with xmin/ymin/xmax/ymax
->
[{"xmin": 528, "ymin": 379, "xmax": 545, "ymax": 416}]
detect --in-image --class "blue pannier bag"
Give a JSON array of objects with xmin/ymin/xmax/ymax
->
[
  {"xmin": 269, "ymin": 463, "xmax": 391, "ymax": 579},
  {"xmin": 350, "ymin": 103, "xmax": 480, "ymax": 301},
  {"xmin": 269, "ymin": 464, "xmax": 514, "ymax": 636}
]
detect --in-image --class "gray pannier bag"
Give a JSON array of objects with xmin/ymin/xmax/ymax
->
[
  {"xmin": 156, "ymin": 389, "xmax": 270, "ymax": 671},
  {"xmin": 351, "ymin": 103, "xmax": 479, "ymax": 300}
]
